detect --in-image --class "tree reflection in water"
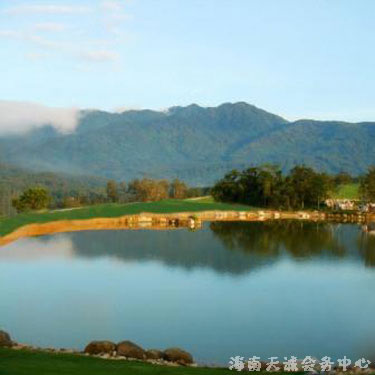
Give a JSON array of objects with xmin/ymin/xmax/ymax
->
[
  {"xmin": 61, "ymin": 221, "xmax": 375, "ymax": 275},
  {"xmin": 210, "ymin": 220, "xmax": 375, "ymax": 267},
  {"xmin": 358, "ymin": 222, "xmax": 375, "ymax": 267}
]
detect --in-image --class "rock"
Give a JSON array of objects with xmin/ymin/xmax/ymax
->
[
  {"xmin": 116, "ymin": 341, "xmax": 145, "ymax": 359},
  {"xmin": 99, "ymin": 353, "xmax": 111, "ymax": 359},
  {"xmin": 0, "ymin": 331, "xmax": 12, "ymax": 347},
  {"xmin": 163, "ymin": 347, "xmax": 193, "ymax": 365},
  {"xmin": 146, "ymin": 349, "xmax": 164, "ymax": 360},
  {"xmin": 84, "ymin": 341, "xmax": 116, "ymax": 355}
]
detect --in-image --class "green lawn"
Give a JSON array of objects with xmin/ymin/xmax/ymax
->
[
  {"xmin": 185, "ymin": 196, "xmax": 215, "ymax": 203},
  {"xmin": 332, "ymin": 183, "xmax": 360, "ymax": 200},
  {"xmin": 0, "ymin": 199, "xmax": 254, "ymax": 237},
  {"xmin": 0, "ymin": 348, "xmax": 233, "ymax": 375}
]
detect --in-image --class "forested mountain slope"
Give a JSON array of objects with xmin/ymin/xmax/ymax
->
[{"xmin": 1, "ymin": 102, "xmax": 374, "ymax": 185}]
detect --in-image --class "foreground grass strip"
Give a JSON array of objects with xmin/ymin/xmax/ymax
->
[
  {"xmin": 0, "ymin": 348, "xmax": 233, "ymax": 375},
  {"xmin": 0, "ymin": 199, "xmax": 254, "ymax": 237}
]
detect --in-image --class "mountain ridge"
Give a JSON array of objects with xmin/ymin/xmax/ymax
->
[{"xmin": 0, "ymin": 102, "xmax": 374, "ymax": 185}]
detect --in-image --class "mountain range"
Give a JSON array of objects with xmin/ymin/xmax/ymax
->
[{"xmin": 1, "ymin": 102, "xmax": 375, "ymax": 185}]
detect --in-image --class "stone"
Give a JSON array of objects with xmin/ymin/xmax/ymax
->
[
  {"xmin": 116, "ymin": 341, "xmax": 145, "ymax": 359},
  {"xmin": 0, "ymin": 331, "xmax": 12, "ymax": 347},
  {"xmin": 145, "ymin": 349, "xmax": 164, "ymax": 360},
  {"xmin": 163, "ymin": 347, "xmax": 193, "ymax": 365},
  {"xmin": 84, "ymin": 341, "xmax": 116, "ymax": 355}
]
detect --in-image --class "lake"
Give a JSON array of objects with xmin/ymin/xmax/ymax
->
[{"xmin": 1, "ymin": 221, "xmax": 375, "ymax": 365}]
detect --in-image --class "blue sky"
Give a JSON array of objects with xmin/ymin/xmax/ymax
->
[{"xmin": 0, "ymin": 0, "xmax": 374, "ymax": 128}]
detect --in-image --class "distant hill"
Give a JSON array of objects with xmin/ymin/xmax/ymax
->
[
  {"xmin": 1, "ymin": 102, "xmax": 375, "ymax": 185},
  {"xmin": 0, "ymin": 163, "xmax": 106, "ymax": 196}
]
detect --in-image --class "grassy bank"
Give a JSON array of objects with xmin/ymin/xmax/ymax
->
[
  {"xmin": 0, "ymin": 199, "xmax": 254, "ymax": 237},
  {"xmin": 0, "ymin": 348, "xmax": 234, "ymax": 375},
  {"xmin": 332, "ymin": 183, "xmax": 360, "ymax": 200}
]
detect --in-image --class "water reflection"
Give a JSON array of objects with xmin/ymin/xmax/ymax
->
[
  {"xmin": 70, "ymin": 221, "xmax": 375, "ymax": 272},
  {"xmin": 358, "ymin": 223, "xmax": 375, "ymax": 267},
  {"xmin": 2, "ymin": 221, "xmax": 375, "ymax": 273},
  {"xmin": 1, "ymin": 221, "xmax": 375, "ymax": 364}
]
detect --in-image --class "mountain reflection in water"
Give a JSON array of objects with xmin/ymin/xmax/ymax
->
[
  {"xmin": 8, "ymin": 220, "xmax": 372, "ymax": 274},
  {"xmin": 1, "ymin": 221, "xmax": 375, "ymax": 364}
]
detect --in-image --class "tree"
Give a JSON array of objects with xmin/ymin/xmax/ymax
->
[
  {"xmin": 311, "ymin": 173, "xmax": 334, "ymax": 209},
  {"xmin": 212, "ymin": 164, "xmax": 333, "ymax": 210},
  {"xmin": 360, "ymin": 166, "xmax": 375, "ymax": 202},
  {"xmin": 127, "ymin": 178, "xmax": 169, "ymax": 202},
  {"xmin": 212, "ymin": 169, "xmax": 242, "ymax": 203},
  {"xmin": 12, "ymin": 186, "xmax": 51, "ymax": 212},
  {"xmin": 63, "ymin": 196, "xmax": 81, "ymax": 208},
  {"xmin": 287, "ymin": 166, "xmax": 316, "ymax": 209},
  {"xmin": 170, "ymin": 179, "xmax": 188, "ymax": 199},
  {"xmin": 106, "ymin": 180, "xmax": 119, "ymax": 202},
  {"xmin": 334, "ymin": 172, "xmax": 353, "ymax": 186}
]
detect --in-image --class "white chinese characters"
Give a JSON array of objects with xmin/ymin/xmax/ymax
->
[{"xmin": 228, "ymin": 355, "xmax": 372, "ymax": 372}]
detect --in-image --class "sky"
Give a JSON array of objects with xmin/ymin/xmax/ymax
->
[{"xmin": 0, "ymin": 0, "xmax": 375, "ymax": 132}]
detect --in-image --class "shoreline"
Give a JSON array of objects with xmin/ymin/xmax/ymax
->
[
  {"xmin": 2, "ymin": 339, "xmax": 375, "ymax": 374},
  {"xmin": 1, "ymin": 209, "xmax": 374, "ymax": 247}
]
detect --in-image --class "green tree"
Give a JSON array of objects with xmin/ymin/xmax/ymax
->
[
  {"xmin": 334, "ymin": 172, "xmax": 353, "ymax": 186},
  {"xmin": 212, "ymin": 164, "xmax": 333, "ymax": 210},
  {"xmin": 12, "ymin": 186, "xmax": 51, "ymax": 212},
  {"xmin": 106, "ymin": 180, "xmax": 119, "ymax": 202},
  {"xmin": 360, "ymin": 166, "xmax": 375, "ymax": 202}
]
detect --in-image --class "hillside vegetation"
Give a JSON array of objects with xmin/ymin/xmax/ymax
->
[
  {"xmin": 0, "ymin": 163, "xmax": 107, "ymax": 216},
  {"xmin": 2, "ymin": 102, "xmax": 375, "ymax": 185}
]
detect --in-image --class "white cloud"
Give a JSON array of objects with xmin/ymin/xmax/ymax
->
[
  {"xmin": 101, "ymin": 1, "xmax": 123, "ymax": 12},
  {"xmin": 0, "ymin": 29, "xmax": 60, "ymax": 49},
  {"xmin": 80, "ymin": 49, "xmax": 119, "ymax": 62},
  {"xmin": 4, "ymin": 4, "xmax": 91, "ymax": 15},
  {"xmin": 114, "ymin": 105, "xmax": 141, "ymax": 113},
  {"xmin": 34, "ymin": 22, "xmax": 67, "ymax": 32},
  {"xmin": 0, "ymin": 30, "xmax": 19, "ymax": 38},
  {"xmin": 101, "ymin": 0, "xmax": 133, "ymax": 36},
  {"xmin": 0, "ymin": 101, "xmax": 80, "ymax": 134},
  {"xmin": 25, "ymin": 51, "xmax": 49, "ymax": 61}
]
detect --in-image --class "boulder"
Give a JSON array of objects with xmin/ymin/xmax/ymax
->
[
  {"xmin": 0, "ymin": 331, "xmax": 12, "ymax": 347},
  {"xmin": 84, "ymin": 341, "xmax": 116, "ymax": 355},
  {"xmin": 116, "ymin": 341, "xmax": 145, "ymax": 359},
  {"xmin": 145, "ymin": 349, "xmax": 164, "ymax": 360},
  {"xmin": 163, "ymin": 347, "xmax": 193, "ymax": 364}
]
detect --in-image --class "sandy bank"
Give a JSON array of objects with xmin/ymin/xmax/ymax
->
[{"xmin": 1, "ymin": 210, "xmax": 374, "ymax": 246}]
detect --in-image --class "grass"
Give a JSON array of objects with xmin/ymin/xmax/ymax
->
[
  {"xmin": 185, "ymin": 196, "xmax": 215, "ymax": 203},
  {"xmin": 0, "ymin": 348, "xmax": 234, "ymax": 375},
  {"xmin": 0, "ymin": 199, "xmax": 254, "ymax": 237},
  {"xmin": 332, "ymin": 183, "xmax": 360, "ymax": 200}
]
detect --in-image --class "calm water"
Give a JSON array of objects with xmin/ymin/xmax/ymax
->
[{"xmin": 1, "ymin": 221, "xmax": 375, "ymax": 364}]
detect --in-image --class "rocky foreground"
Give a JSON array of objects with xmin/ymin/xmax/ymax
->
[
  {"xmin": 0, "ymin": 330, "xmax": 195, "ymax": 368},
  {"xmin": 2, "ymin": 330, "xmax": 375, "ymax": 373}
]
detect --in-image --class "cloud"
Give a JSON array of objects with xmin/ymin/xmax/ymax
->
[
  {"xmin": 0, "ymin": 101, "xmax": 80, "ymax": 134},
  {"xmin": 0, "ymin": 30, "xmax": 19, "ymax": 38},
  {"xmin": 101, "ymin": 0, "xmax": 133, "ymax": 35},
  {"xmin": 34, "ymin": 22, "xmax": 67, "ymax": 32},
  {"xmin": 114, "ymin": 105, "xmax": 141, "ymax": 113},
  {"xmin": 101, "ymin": 1, "xmax": 123, "ymax": 12},
  {"xmin": 25, "ymin": 51, "xmax": 49, "ymax": 61},
  {"xmin": 80, "ymin": 49, "xmax": 119, "ymax": 62},
  {"xmin": 4, "ymin": 4, "xmax": 91, "ymax": 15},
  {"xmin": 0, "ymin": 29, "xmax": 60, "ymax": 49},
  {"xmin": 0, "ymin": 29, "xmax": 120, "ymax": 63}
]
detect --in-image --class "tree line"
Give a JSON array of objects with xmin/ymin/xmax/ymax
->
[
  {"xmin": 212, "ymin": 165, "xmax": 375, "ymax": 210},
  {"xmin": 9, "ymin": 178, "xmax": 209, "ymax": 213},
  {"xmin": 5, "ymin": 166, "xmax": 375, "ymax": 214}
]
